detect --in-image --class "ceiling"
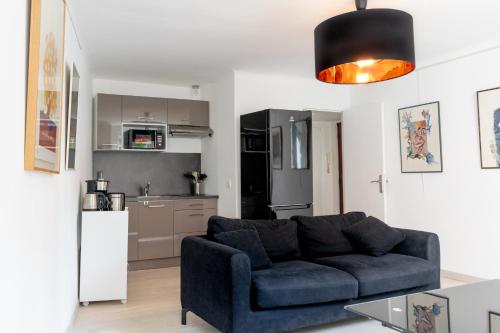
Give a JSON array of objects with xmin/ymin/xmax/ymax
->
[{"xmin": 71, "ymin": 0, "xmax": 500, "ymax": 85}]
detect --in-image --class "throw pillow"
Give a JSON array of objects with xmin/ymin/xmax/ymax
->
[
  {"xmin": 207, "ymin": 216, "xmax": 301, "ymax": 262},
  {"xmin": 214, "ymin": 229, "xmax": 272, "ymax": 270},
  {"xmin": 291, "ymin": 214, "xmax": 355, "ymax": 258},
  {"xmin": 342, "ymin": 216, "xmax": 406, "ymax": 257}
]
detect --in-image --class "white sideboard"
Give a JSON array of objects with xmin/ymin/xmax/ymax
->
[{"xmin": 80, "ymin": 211, "xmax": 128, "ymax": 306}]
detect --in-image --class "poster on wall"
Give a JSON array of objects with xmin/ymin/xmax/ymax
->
[
  {"xmin": 25, "ymin": 0, "xmax": 66, "ymax": 173},
  {"xmin": 490, "ymin": 312, "xmax": 500, "ymax": 333},
  {"xmin": 398, "ymin": 102, "xmax": 443, "ymax": 173},
  {"xmin": 407, "ymin": 293, "xmax": 450, "ymax": 333},
  {"xmin": 477, "ymin": 87, "xmax": 500, "ymax": 169}
]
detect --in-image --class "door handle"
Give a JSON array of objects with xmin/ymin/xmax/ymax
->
[
  {"xmin": 148, "ymin": 204, "xmax": 165, "ymax": 208},
  {"xmin": 370, "ymin": 175, "xmax": 387, "ymax": 194}
]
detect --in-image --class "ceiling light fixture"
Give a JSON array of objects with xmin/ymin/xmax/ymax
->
[{"xmin": 314, "ymin": 0, "xmax": 415, "ymax": 84}]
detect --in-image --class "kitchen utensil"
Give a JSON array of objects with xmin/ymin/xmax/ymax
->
[
  {"xmin": 83, "ymin": 193, "xmax": 110, "ymax": 211},
  {"xmin": 107, "ymin": 193, "xmax": 125, "ymax": 211},
  {"xmin": 86, "ymin": 171, "xmax": 110, "ymax": 193}
]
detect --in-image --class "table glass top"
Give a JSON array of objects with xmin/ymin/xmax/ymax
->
[{"xmin": 345, "ymin": 280, "xmax": 500, "ymax": 333}]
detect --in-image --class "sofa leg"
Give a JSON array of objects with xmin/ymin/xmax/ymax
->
[{"xmin": 181, "ymin": 308, "xmax": 189, "ymax": 325}]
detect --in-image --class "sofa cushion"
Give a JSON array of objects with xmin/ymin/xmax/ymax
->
[
  {"xmin": 207, "ymin": 216, "xmax": 300, "ymax": 261},
  {"xmin": 314, "ymin": 253, "xmax": 437, "ymax": 297},
  {"xmin": 214, "ymin": 229, "xmax": 272, "ymax": 270},
  {"xmin": 251, "ymin": 261, "xmax": 358, "ymax": 309},
  {"xmin": 343, "ymin": 216, "xmax": 406, "ymax": 256},
  {"xmin": 290, "ymin": 212, "xmax": 367, "ymax": 258}
]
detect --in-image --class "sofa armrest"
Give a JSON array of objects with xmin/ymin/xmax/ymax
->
[
  {"xmin": 181, "ymin": 236, "xmax": 251, "ymax": 332},
  {"xmin": 392, "ymin": 228, "xmax": 440, "ymax": 269}
]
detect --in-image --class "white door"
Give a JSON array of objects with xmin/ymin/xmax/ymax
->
[{"xmin": 342, "ymin": 103, "xmax": 387, "ymax": 220}]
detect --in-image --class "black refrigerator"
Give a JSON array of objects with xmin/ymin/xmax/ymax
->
[{"xmin": 241, "ymin": 109, "xmax": 313, "ymax": 219}]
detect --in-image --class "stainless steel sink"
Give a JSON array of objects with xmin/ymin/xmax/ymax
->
[{"xmin": 131, "ymin": 195, "xmax": 162, "ymax": 201}]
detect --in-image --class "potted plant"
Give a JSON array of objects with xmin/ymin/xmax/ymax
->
[{"xmin": 184, "ymin": 171, "xmax": 207, "ymax": 195}]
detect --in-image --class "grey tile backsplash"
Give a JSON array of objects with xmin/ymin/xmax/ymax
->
[{"xmin": 93, "ymin": 151, "xmax": 201, "ymax": 196}]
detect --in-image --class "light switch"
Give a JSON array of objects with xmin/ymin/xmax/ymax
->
[{"xmin": 225, "ymin": 178, "xmax": 232, "ymax": 190}]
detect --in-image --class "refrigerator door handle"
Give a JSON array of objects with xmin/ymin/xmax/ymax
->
[{"xmin": 268, "ymin": 203, "xmax": 313, "ymax": 210}]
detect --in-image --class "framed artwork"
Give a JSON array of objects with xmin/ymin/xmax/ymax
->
[
  {"xmin": 477, "ymin": 87, "xmax": 500, "ymax": 169},
  {"xmin": 490, "ymin": 312, "xmax": 500, "ymax": 333},
  {"xmin": 271, "ymin": 126, "xmax": 282, "ymax": 169},
  {"xmin": 399, "ymin": 102, "xmax": 443, "ymax": 173},
  {"xmin": 65, "ymin": 63, "xmax": 80, "ymax": 170},
  {"xmin": 25, "ymin": 0, "xmax": 66, "ymax": 173},
  {"xmin": 407, "ymin": 292, "xmax": 450, "ymax": 333}
]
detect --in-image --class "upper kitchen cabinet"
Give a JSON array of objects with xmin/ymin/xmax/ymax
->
[
  {"xmin": 95, "ymin": 94, "xmax": 123, "ymax": 150},
  {"xmin": 167, "ymin": 99, "xmax": 209, "ymax": 127},
  {"xmin": 122, "ymin": 96, "xmax": 167, "ymax": 124}
]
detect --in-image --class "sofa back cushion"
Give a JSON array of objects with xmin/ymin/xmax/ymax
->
[
  {"xmin": 291, "ymin": 212, "xmax": 366, "ymax": 258},
  {"xmin": 207, "ymin": 216, "xmax": 301, "ymax": 262},
  {"xmin": 214, "ymin": 229, "xmax": 272, "ymax": 270}
]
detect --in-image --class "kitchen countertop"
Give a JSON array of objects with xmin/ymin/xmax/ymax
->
[{"xmin": 125, "ymin": 194, "xmax": 219, "ymax": 202}]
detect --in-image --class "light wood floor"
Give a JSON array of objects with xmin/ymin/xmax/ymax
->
[{"xmin": 71, "ymin": 267, "xmax": 465, "ymax": 333}]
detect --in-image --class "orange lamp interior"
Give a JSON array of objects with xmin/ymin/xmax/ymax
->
[{"xmin": 317, "ymin": 59, "xmax": 415, "ymax": 84}]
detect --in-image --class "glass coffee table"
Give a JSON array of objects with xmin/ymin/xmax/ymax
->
[{"xmin": 345, "ymin": 280, "xmax": 500, "ymax": 333}]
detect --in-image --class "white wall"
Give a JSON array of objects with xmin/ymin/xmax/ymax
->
[
  {"xmin": 201, "ymin": 72, "xmax": 237, "ymax": 216},
  {"xmin": 351, "ymin": 47, "xmax": 500, "ymax": 279},
  {"xmin": 92, "ymin": 78, "xmax": 215, "ymax": 153},
  {"xmin": 0, "ymin": 1, "xmax": 93, "ymax": 332}
]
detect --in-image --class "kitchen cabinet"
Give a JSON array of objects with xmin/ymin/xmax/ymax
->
[
  {"xmin": 137, "ymin": 201, "xmax": 174, "ymax": 260},
  {"xmin": 126, "ymin": 202, "xmax": 140, "ymax": 261},
  {"xmin": 167, "ymin": 99, "xmax": 209, "ymax": 127},
  {"xmin": 122, "ymin": 96, "xmax": 167, "ymax": 124},
  {"xmin": 95, "ymin": 94, "xmax": 123, "ymax": 150},
  {"xmin": 127, "ymin": 198, "xmax": 217, "ymax": 267}
]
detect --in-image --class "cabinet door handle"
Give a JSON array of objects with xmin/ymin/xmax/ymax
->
[
  {"xmin": 189, "ymin": 203, "xmax": 203, "ymax": 207},
  {"xmin": 189, "ymin": 213, "xmax": 204, "ymax": 217},
  {"xmin": 148, "ymin": 204, "xmax": 165, "ymax": 208}
]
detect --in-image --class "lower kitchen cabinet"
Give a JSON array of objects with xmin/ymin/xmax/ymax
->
[{"xmin": 127, "ymin": 198, "xmax": 217, "ymax": 267}]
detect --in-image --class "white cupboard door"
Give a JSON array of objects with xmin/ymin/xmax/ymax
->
[{"xmin": 342, "ymin": 103, "xmax": 387, "ymax": 220}]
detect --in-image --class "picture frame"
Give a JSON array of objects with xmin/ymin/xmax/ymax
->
[
  {"xmin": 477, "ymin": 87, "xmax": 500, "ymax": 169},
  {"xmin": 398, "ymin": 102, "xmax": 443, "ymax": 173},
  {"xmin": 65, "ymin": 63, "xmax": 80, "ymax": 170},
  {"xmin": 25, "ymin": 0, "xmax": 66, "ymax": 173},
  {"xmin": 490, "ymin": 311, "xmax": 500, "ymax": 333},
  {"xmin": 407, "ymin": 292, "xmax": 450, "ymax": 333}
]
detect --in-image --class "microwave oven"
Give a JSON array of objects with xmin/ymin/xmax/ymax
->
[{"xmin": 125, "ymin": 127, "xmax": 165, "ymax": 150}]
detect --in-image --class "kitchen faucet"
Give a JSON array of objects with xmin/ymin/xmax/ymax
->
[{"xmin": 144, "ymin": 181, "xmax": 151, "ymax": 197}]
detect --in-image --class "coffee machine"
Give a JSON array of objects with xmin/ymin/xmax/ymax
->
[{"xmin": 83, "ymin": 172, "xmax": 125, "ymax": 211}]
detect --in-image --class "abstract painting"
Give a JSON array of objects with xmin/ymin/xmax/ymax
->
[
  {"xmin": 399, "ymin": 102, "xmax": 443, "ymax": 173},
  {"xmin": 477, "ymin": 87, "xmax": 500, "ymax": 168},
  {"xmin": 407, "ymin": 293, "xmax": 450, "ymax": 333},
  {"xmin": 25, "ymin": 0, "xmax": 66, "ymax": 173},
  {"xmin": 65, "ymin": 63, "xmax": 80, "ymax": 170},
  {"xmin": 490, "ymin": 312, "xmax": 500, "ymax": 333}
]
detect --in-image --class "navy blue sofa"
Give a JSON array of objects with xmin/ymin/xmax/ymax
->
[{"xmin": 180, "ymin": 214, "xmax": 440, "ymax": 333}]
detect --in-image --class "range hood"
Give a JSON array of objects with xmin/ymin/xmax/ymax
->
[{"xmin": 168, "ymin": 125, "xmax": 214, "ymax": 137}]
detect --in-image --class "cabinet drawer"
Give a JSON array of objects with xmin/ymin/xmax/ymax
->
[
  {"xmin": 138, "ymin": 201, "xmax": 174, "ymax": 238},
  {"xmin": 138, "ymin": 237, "xmax": 174, "ymax": 260},
  {"xmin": 128, "ymin": 233, "xmax": 138, "ymax": 261},
  {"xmin": 174, "ymin": 210, "xmax": 207, "ymax": 234},
  {"xmin": 204, "ymin": 208, "xmax": 217, "ymax": 222},
  {"xmin": 174, "ymin": 199, "xmax": 217, "ymax": 211},
  {"xmin": 174, "ymin": 232, "xmax": 205, "ymax": 257}
]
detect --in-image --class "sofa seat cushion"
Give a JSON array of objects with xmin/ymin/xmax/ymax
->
[
  {"xmin": 251, "ymin": 261, "xmax": 358, "ymax": 309},
  {"xmin": 314, "ymin": 254, "xmax": 437, "ymax": 297}
]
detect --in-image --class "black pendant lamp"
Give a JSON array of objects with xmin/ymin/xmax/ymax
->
[{"xmin": 314, "ymin": 0, "xmax": 415, "ymax": 84}]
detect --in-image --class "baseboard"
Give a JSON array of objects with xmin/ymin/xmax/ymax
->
[
  {"xmin": 65, "ymin": 300, "xmax": 79, "ymax": 333},
  {"xmin": 441, "ymin": 270, "xmax": 485, "ymax": 283}
]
